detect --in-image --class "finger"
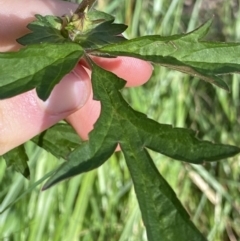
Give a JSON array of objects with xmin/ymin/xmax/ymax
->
[
  {"xmin": 91, "ymin": 56, "xmax": 153, "ymax": 86},
  {"xmin": 0, "ymin": 64, "xmax": 90, "ymax": 155}
]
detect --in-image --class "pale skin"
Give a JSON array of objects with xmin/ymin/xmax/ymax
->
[{"xmin": 0, "ymin": 0, "xmax": 153, "ymax": 155}]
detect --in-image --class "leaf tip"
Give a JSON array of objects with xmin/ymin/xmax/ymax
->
[
  {"xmin": 186, "ymin": 18, "xmax": 213, "ymax": 41},
  {"xmin": 41, "ymin": 185, "xmax": 48, "ymax": 191},
  {"xmin": 214, "ymin": 77, "xmax": 229, "ymax": 91},
  {"xmin": 42, "ymin": 181, "xmax": 53, "ymax": 191}
]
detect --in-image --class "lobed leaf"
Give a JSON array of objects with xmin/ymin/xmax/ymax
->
[
  {"xmin": 0, "ymin": 43, "xmax": 83, "ymax": 100},
  {"xmin": 95, "ymin": 19, "xmax": 240, "ymax": 90},
  {"xmin": 42, "ymin": 64, "xmax": 239, "ymax": 240},
  {"xmin": 43, "ymin": 62, "xmax": 240, "ymax": 186},
  {"xmin": 17, "ymin": 14, "xmax": 67, "ymax": 45},
  {"xmin": 78, "ymin": 20, "xmax": 128, "ymax": 49}
]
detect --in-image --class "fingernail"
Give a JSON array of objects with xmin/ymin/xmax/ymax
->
[{"xmin": 38, "ymin": 69, "xmax": 90, "ymax": 115}]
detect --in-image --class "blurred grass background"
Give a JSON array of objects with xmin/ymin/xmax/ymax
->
[{"xmin": 1, "ymin": 0, "xmax": 240, "ymax": 240}]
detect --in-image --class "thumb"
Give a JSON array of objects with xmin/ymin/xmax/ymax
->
[
  {"xmin": 38, "ymin": 65, "xmax": 90, "ymax": 115},
  {"xmin": 0, "ymin": 64, "xmax": 90, "ymax": 155}
]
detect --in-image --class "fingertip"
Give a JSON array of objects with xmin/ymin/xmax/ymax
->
[
  {"xmin": 38, "ymin": 64, "xmax": 91, "ymax": 115},
  {"xmin": 91, "ymin": 56, "xmax": 153, "ymax": 87},
  {"xmin": 122, "ymin": 57, "xmax": 153, "ymax": 87}
]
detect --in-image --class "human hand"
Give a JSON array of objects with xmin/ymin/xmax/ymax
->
[{"xmin": 0, "ymin": 0, "xmax": 153, "ymax": 155}]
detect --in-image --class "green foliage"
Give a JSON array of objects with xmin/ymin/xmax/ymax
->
[
  {"xmin": 0, "ymin": 0, "xmax": 239, "ymax": 240},
  {"xmin": 43, "ymin": 62, "xmax": 239, "ymax": 190},
  {"xmin": 65, "ymin": 10, "xmax": 128, "ymax": 49},
  {"xmin": 3, "ymin": 145, "xmax": 30, "ymax": 179},
  {"xmin": 17, "ymin": 14, "xmax": 67, "ymax": 45},
  {"xmin": 0, "ymin": 43, "xmax": 83, "ymax": 100},
  {"xmin": 124, "ymin": 147, "xmax": 207, "ymax": 241},
  {"xmin": 97, "ymin": 19, "xmax": 240, "ymax": 90},
  {"xmin": 18, "ymin": 12, "xmax": 127, "ymax": 50},
  {"xmin": 32, "ymin": 123, "xmax": 82, "ymax": 159}
]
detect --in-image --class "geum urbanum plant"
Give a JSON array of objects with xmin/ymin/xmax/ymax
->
[{"xmin": 0, "ymin": 0, "xmax": 240, "ymax": 240}]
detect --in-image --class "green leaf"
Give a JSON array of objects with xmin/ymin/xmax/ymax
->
[
  {"xmin": 78, "ymin": 20, "xmax": 128, "ymax": 50},
  {"xmin": 43, "ymin": 62, "xmax": 239, "ymax": 186},
  {"xmin": 122, "ymin": 145, "xmax": 207, "ymax": 241},
  {"xmin": 32, "ymin": 123, "xmax": 82, "ymax": 159},
  {"xmin": 0, "ymin": 42, "xmax": 83, "ymax": 100},
  {"xmin": 3, "ymin": 145, "xmax": 30, "ymax": 179},
  {"xmin": 95, "ymin": 19, "xmax": 240, "ymax": 90},
  {"xmin": 17, "ymin": 14, "xmax": 67, "ymax": 45},
  {"xmin": 87, "ymin": 9, "xmax": 115, "ymax": 22},
  {"xmin": 42, "ymin": 64, "xmax": 239, "ymax": 240},
  {"xmin": 65, "ymin": 9, "xmax": 127, "ymax": 49}
]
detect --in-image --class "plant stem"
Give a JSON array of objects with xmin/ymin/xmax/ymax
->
[
  {"xmin": 83, "ymin": 53, "xmax": 94, "ymax": 70},
  {"xmin": 75, "ymin": 0, "xmax": 97, "ymax": 14}
]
